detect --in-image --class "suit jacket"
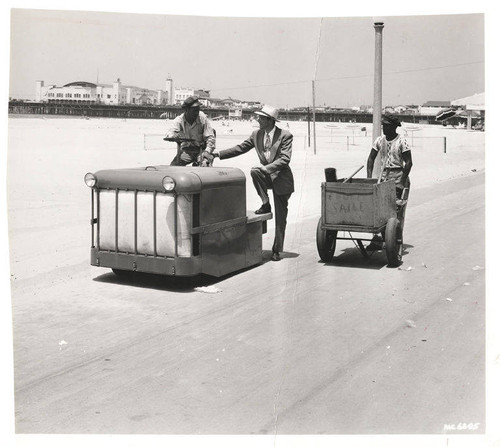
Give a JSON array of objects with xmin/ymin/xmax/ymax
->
[{"xmin": 219, "ymin": 127, "xmax": 294, "ymax": 195}]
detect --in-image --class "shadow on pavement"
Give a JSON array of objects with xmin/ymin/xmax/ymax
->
[
  {"xmin": 318, "ymin": 243, "xmax": 414, "ymax": 270},
  {"xmin": 93, "ymin": 271, "xmax": 216, "ymax": 292},
  {"xmin": 92, "ymin": 250, "xmax": 300, "ymax": 292},
  {"xmin": 262, "ymin": 249, "xmax": 300, "ymax": 261}
]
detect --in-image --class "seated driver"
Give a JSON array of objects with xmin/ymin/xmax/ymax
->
[{"xmin": 165, "ymin": 96, "xmax": 216, "ymax": 166}]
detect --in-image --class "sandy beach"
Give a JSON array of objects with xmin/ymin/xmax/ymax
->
[
  {"xmin": 5, "ymin": 116, "xmax": 486, "ymax": 437},
  {"xmin": 6, "ymin": 116, "xmax": 484, "ymax": 276}
]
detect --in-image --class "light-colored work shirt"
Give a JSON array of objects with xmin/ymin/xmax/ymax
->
[
  {"xmin": 372, "ymin": 134, "xmax": 410, "ymax": 169},
  {"xmin": 166, "ymin": 111, "xmax": 216, "ymax": 152}
]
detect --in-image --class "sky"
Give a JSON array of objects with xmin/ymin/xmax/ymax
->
[{"xmin": 8, "ymin": 5, "xmax": 485, "ymax": 108}]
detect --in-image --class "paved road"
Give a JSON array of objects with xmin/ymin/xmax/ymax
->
[{"xmin": 11, "ymin": 172, "xmax": 485, "ymax": 435}]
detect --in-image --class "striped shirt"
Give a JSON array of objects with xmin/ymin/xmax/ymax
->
[{"xmin": 372, "ymin": 134, "xmax": 410, "ymax": 169}]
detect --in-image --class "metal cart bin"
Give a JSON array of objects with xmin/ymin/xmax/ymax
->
[{"xmin": 317, "ymin": 178, "xmax": 405, "ymax": 267}]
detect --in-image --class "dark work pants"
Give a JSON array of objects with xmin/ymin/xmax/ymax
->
[
  {"xmin": 170, "ymin": 147, "xmax": 201, "ymax": 166},
  {"xmin": 251, "ymin": 167, "xmax": 291, "ymax": 254}
]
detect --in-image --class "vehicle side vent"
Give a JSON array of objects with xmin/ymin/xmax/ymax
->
[{"xmin": 192, "ymin": 194, "xmax": 200, "ymax": 256}]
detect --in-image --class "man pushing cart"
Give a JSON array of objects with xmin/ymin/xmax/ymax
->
[
  {"xmin": 316, "ymin": 114, "xmax": 413, "ymax": 267},
  {"xmin": 366, "ymin": 114, "xmax": 413, "ymax": 250}
]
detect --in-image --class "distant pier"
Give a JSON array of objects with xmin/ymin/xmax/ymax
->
[{"xmin": 8, "ymin": 101, "xmax": 440, "ymax": 124}]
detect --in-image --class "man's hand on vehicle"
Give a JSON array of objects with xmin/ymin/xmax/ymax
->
[{"xmin": 200, "ymin": 151, "xmax": 217, "ymax": 167}]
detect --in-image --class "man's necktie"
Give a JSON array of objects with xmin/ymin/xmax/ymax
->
[{"xmin": 264, "ymin": 133, "xmax": 271, "ymax": 161}]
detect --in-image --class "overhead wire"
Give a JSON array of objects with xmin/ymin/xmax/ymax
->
[{"xmin": 208, "ymin": 60, "xmax": 484, "ymax": 92}]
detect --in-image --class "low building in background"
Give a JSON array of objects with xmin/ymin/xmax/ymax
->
[
  {"xmin": 174, "ymin": 87, "xmax": 210, "ymax": 106},
  {"xmin": 35, "ymin": 76, "xmax": 214, "ymax": 107},
  {"xmin": 419, "ymin": 100, "xmax": 452, "ymax": 116},
  {"xmin": 35, "ymin": 79, "xmax": 169, "ymax": 105},
  {"xmin": 33, "ymin": 77, "xmax": 262, "ymax": 111}
]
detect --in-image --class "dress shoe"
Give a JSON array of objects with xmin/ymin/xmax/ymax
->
[
  {"xmin": 255, "ymin": 203, "xmax": 271, "ymax": 214},
  {"xmin": 271, "ymin": 252, "xmax": 281, "ymax": 261}
]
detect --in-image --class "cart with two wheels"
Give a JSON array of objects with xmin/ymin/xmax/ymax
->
[{"xmin": 316, "ymin": 177, "xmax": 406, "ymax": 267}]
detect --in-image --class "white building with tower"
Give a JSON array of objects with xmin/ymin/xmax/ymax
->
[
  {"xmin": 35, "ymin": 78, "xmax": 175, "ymax": 105},
  {"xmin": 34, "ymin": 76, "xmax": 264, "ymax": 110}
]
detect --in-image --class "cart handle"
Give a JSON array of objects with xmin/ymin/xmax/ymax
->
[{"xmin": 343, "ymin": 165, "xmax": 364, "ymax": 183}]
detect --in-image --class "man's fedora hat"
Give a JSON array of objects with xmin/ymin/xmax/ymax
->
[{"xmin": 254, "ymin": 105, "xmax": 280, "ymax": 121}]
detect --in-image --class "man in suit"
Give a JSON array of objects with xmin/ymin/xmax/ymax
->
[{"xmin": 203, "ymin": 105, "xmax": 294, "ymax": 261}]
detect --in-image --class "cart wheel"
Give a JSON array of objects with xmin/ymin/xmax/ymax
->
[
  {"xmin": 385, "ymin": 217, "xmax": 403, "ymax": 267},
  {"xmin": 316, "ymin": 218, "xmax": 337, "ymax": 262}
]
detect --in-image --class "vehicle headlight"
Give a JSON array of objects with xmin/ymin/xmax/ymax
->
[
  {"xmin": 84, "ymin": 173, "xmax": 96, "ymax": 188},
  {"xmin": 162, "ymin": 176, "xmax": 175, "ymax": 192}
]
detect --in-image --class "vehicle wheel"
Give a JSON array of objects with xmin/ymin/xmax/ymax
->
[
  {"xmin": 316, "ymin": 218, "xmax": 337, "ymax": 262},
  {"xmin": 385, "ymin": 217, "xmax": 403, "ymax": 267}
]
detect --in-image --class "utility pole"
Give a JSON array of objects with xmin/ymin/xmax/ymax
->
[{"xmin": 372, "ymin": 21, "xmax": 384, "ymax": 177}]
